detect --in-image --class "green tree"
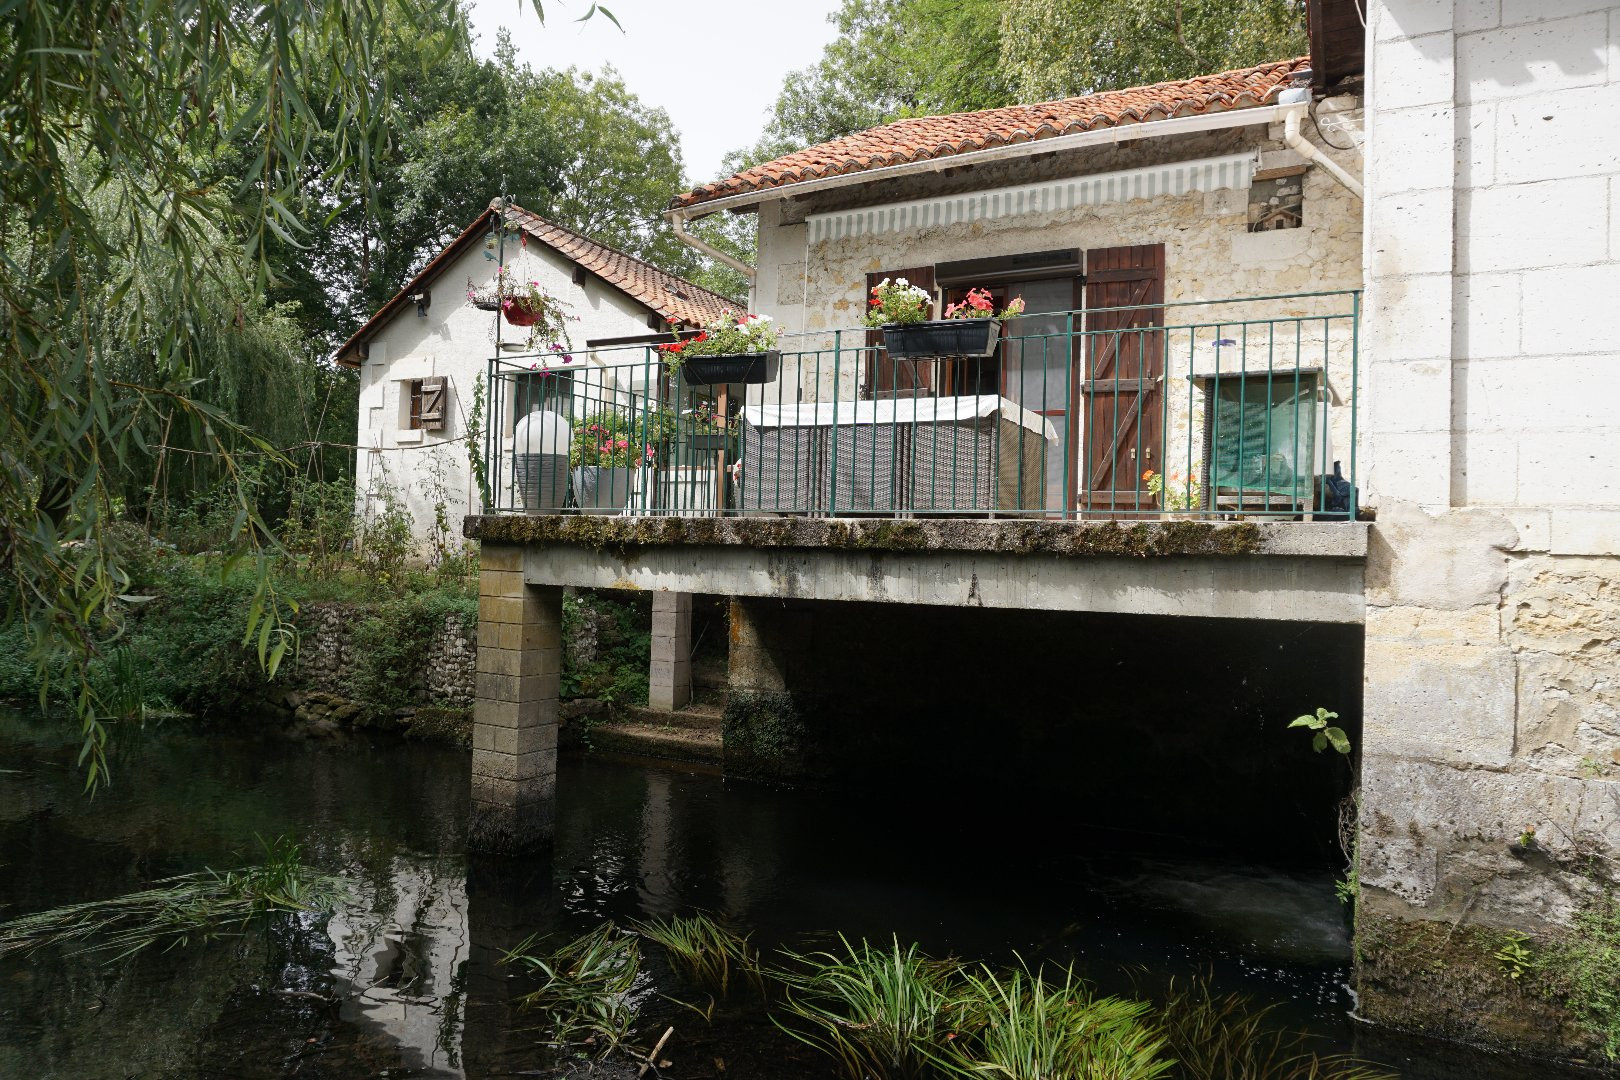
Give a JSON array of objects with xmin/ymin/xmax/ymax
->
[
  {"xmin": 754, "ymin": 0, "xmax": 1012, "ymax": 153},
  {"xmin": 0, "ymin": 0, "xmax": 606, "ymax": 785},
  {"xmin": 999, "ymin": 0, "xmax": 1307, "ymax": 101},
  {"xmin": 732, "ymin": 0, "xmax": 1306, "ymax": 166}
]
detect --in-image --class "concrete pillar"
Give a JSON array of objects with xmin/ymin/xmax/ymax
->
[
  {"xmin": 649, "ymin": 591, "xmax": 692, "ymax": 712},
  {"xmin": 470, "ymin": 544, "xmax": 561, "ymax": 854}
]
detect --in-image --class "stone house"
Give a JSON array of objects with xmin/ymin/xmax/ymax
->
[
  {"xmin": 335, "ymin": 201, "xmax": 736, "ymax": 548},
  {"xmin": 672, "ymin": 57, "xmax": 1365, "ymax": 520}
]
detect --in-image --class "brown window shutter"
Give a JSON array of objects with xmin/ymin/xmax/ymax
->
[
  {"xmin": 863, "ymin": 265, "xmax": 936, "ymax": 399},
  {"xmin": 1080, "ymin": 244, "xmax": 1165, "ymax": 513},
  {"xmin": 419, "ymin": 376, "xmax": 448, "ymax": 431}
]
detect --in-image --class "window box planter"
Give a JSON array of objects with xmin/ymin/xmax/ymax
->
[
  {"xmin": 687, "ymin": 432, "xmax": 737, "ymax": 451},
  {"xmin": 881, "ymin": 319, "xmax": 1000, "ymax": 359},
  {"xmin": 679, "ymin": 350, "xmax": 780, "ymax": 386}
]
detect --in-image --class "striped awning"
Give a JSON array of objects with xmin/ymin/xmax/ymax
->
[{"xmin": 807, "ymin": 153, "xmax": 1256, "ymax": 244}]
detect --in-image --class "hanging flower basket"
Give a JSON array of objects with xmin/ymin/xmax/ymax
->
[
  {"xmin": 680, "ymin": 350, "xmax": 781, "ymax": 386},
  {"xmin": 881, "ymin": 319, "xmax": 1001, "ymax": 359},
  {"xmin": 503, "ymin": 299, "xmax": 542, "ymax": 327},
  {"xmin": 468, "ymin": 288, "xmax": 504, "ymax": 312}
]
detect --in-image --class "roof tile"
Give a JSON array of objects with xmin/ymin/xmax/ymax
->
[
  {"xmin": 673, "ymin": 58, "xmax": 1307, "ymax": 211},
  {"xmin": 335, "ymin": 204, "xmax": 737, "ymax": 364}
]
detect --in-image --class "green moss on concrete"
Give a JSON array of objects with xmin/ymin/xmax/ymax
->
[
  {"xmin": 1356, "ymin": 913, "xmax": 1606, "ymax": 1066},
  {"xmin": 722, "ymin": 689, "xmax": 810, "ymax": 783},
  {"xmin": 406, "ymin": 706, "xmax": 471, "ymax": 746},
  {"xmin": 465, "ymin": 514, "xmax": 1264, "ymax": 559}
]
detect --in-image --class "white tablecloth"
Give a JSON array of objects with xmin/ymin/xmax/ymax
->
[{"xmin": 740, "ymin": 394, "xmax": 1058, "ymax": 442}]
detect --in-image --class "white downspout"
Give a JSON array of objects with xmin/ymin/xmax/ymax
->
[
  {"xmin": 670, "ymin": 208, "xmax": 757, "ymax": 284},
  {"xmin": 1281, "ymin": 102, "xmax": 1363, "ymax": 200}
]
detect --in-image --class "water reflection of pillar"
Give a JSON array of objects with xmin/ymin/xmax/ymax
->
[
  {"xmin": 327, "ymin": 857, "xmax": 470, "ymax": 1078},
  {"xmin": 460, "ymin": 854, "xmax": 552, "ymax": 1075},
  {"xmin": 638, "ymin": 769, "xmax": 673, "ymax": 913}
]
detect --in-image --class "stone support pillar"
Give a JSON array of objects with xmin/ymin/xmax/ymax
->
[
  {"xmin": 723, "ymin": 597, "xmax": 817, "ymax": 781},
  {"xmin": 470, "ymin": 544, "xmax": 561, "ymax": 854},
  {"xmin": 649, "ymin": 591, "xmax": 692, "ymax": 712}
]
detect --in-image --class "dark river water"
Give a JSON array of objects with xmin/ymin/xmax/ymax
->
[{"xmin": 0, "ymin": 711, "xmax": 1594, "ymax": 1079}]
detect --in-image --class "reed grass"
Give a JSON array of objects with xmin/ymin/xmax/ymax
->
[
  {"xmin": 774, "ymin": 933, "xmax": 958, "ymax": 1080},
  {"xmin": 502, "ymin": 922, "xmax": 644, "ymax": 1055},
  {"xmin": 942, "ymin": 959, "xmax": 1172, "ymax": 1080},
  {"xmin": 1155, "ymin": 975, "xmax": 1397, "ymax": 1080},
  {"xmin": 0, "ymin": 836, "xmax": 340, "ymax": 961},
  {"xmin": 632, "ymin": 911, "xmax": 765, "ymax": 1000}
]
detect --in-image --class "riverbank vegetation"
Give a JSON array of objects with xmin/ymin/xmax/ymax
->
[
  {"xmin": 491, "ymin": 912, "xmax": 1399, "ymax": 1080},
  {"xmin": 0, "ymin": 493, "xmax": 655, "ymax": 733}
]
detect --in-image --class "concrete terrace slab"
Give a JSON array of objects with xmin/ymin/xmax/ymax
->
[{"xmin": 465, "ymin": 516, "xmax": 1369, "ymax": 624}]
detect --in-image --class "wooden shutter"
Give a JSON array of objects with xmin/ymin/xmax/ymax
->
[
  {"xmin": 863, "ymin": 266, "xmax": 935, "ymax": 399},
  {"xmin": 1080, "ymin": 245, "xmax": 1164, "ymax": 515},
  {"xmin": 419, "ymin": 376, "xmax": 448, "ymax": 431}
]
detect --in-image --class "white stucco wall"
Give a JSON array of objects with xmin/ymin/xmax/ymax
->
[{"xmin": 352, "ymin": 238, "xmax": 667, "ymax": 547}]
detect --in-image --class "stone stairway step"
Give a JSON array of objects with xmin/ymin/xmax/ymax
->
[
  {"xmin": 621, "ymin": 703, "xmax": 723, "ymax": 731},
  {"xmin": 586, "ymin": 721, "xmax": 722, "ymax": 766}
]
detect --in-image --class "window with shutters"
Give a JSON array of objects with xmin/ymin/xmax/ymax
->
[{"xmin": 400, "ymin": 376, "xmax": 449, "ymax": 433}]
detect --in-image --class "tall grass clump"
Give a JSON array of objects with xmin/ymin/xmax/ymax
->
[
  {"xmin": 633, "ymin": 911, "xmax": 765, "ymax": 1000},
  {"xmin": 1156, "ymin": 975, "xmax": 1396, "ymax": 1080},
  {"xmin": 0, "ymin": 837, "xmax": 341, "ymax": 960},
  {"xmin": 502, "ymin": 923, "xmax": 644, "ymax": 1056},
  {"xmin": 943, "ymin": 959, "xmax": 1171, "ymax": 1080},
  {"xmin": 775, "ymin": 934, "xmax": 957, "ymax": 1080}
]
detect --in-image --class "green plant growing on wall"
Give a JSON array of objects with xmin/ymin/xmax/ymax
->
[
  {"xmin": 1289, "ymin": 708, "xmax": 1350, "ymax": 756},
  {"xmin": 1543, "ymin": 889, "xmax": 1620, "ymax": 1060},
  {"xmin": 1287, "ymin": 707, "xmax": 1360, "ymax": 916},
  {"xmin": 465, "ymin": 376, "xmax": 493, "ymax": 512},
  {"xmin": 1494, "ymin": 932, "xmax": 1534, "ymax": 982}
]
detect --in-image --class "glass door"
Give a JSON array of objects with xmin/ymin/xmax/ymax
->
[{"xmin": 1000, "ymin": 277, "xmax": 1078, "ymax": 514}]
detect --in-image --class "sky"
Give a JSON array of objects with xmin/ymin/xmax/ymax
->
[{"xmin": 464, "ymin": 0, "xmax": 845, "ymax": 185}]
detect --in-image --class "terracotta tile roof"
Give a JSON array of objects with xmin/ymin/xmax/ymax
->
[
  {"xmin": 499, "ymin": 203, "xmax": 737, "ymax": 327},
  {"xmin": 335, "ymin": 202, "xmax": 738, "ymax": 365},
  {"xmin": 673, "ymin": 58, "xmax": 1308, "ymax": 211}
]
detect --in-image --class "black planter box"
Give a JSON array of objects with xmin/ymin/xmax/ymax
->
[
  {"xmin": 881, "ymin": 319, "xmax": 1000, "ymax": 358},
  {"xmin": 687, "ymin": 432, "xmax": 736, "ymax": 451},
  {"xmin": 681, "ymin": 350, "xmax": 780, "ymax": 385}
]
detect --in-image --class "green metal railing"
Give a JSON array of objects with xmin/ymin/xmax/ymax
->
[{"xmin": 485, "ymin": 291, "xmax": 1359, "ymax": 521}]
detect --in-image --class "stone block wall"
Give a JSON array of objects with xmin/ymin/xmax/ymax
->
[
  {"xmin": 279, "ymin": 601, "xmax": 477, "ymax": 735},
  {"xmin": 1358, "ymin": 0, "xmax": 1620, "ymax": 1058}
]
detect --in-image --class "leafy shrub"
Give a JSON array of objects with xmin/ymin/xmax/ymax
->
[
  {"xmin": 356, "ymin": 476, "xmax": 414, "ymax": 590},
  {"xmin": 560, "ymin": 590, "xmax": 649, "ymax": 705},
  {"xmin": 346, "ymin": 589, "xmax": 476, "ymax": 725},
  {"xmin": 281, "ymin": 476, "xmax": 355, "ymax": 578}
]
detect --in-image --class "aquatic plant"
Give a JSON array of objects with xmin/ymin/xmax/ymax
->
[
  {"xmin": 774, "ymin": 933, "xmax": 957, "ymax": 1080},
  {"xmin": 633, "ymin": 910, "xmax": 765, "ymax": 1000},
  {"xmin": 0, "ymin": 836, "xmax": 341, "ymax": 961},
  {"xmin": 502, "ymin": 922, "xmax": 644, "ymax": 1056},
  {"xmin": 941, "ymin": 958, "xmax": 1171, "ymax": 1080},
  {"xmin": 1154, "ymin": 974, "xmax": 1396, "ymax": 1080}
]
